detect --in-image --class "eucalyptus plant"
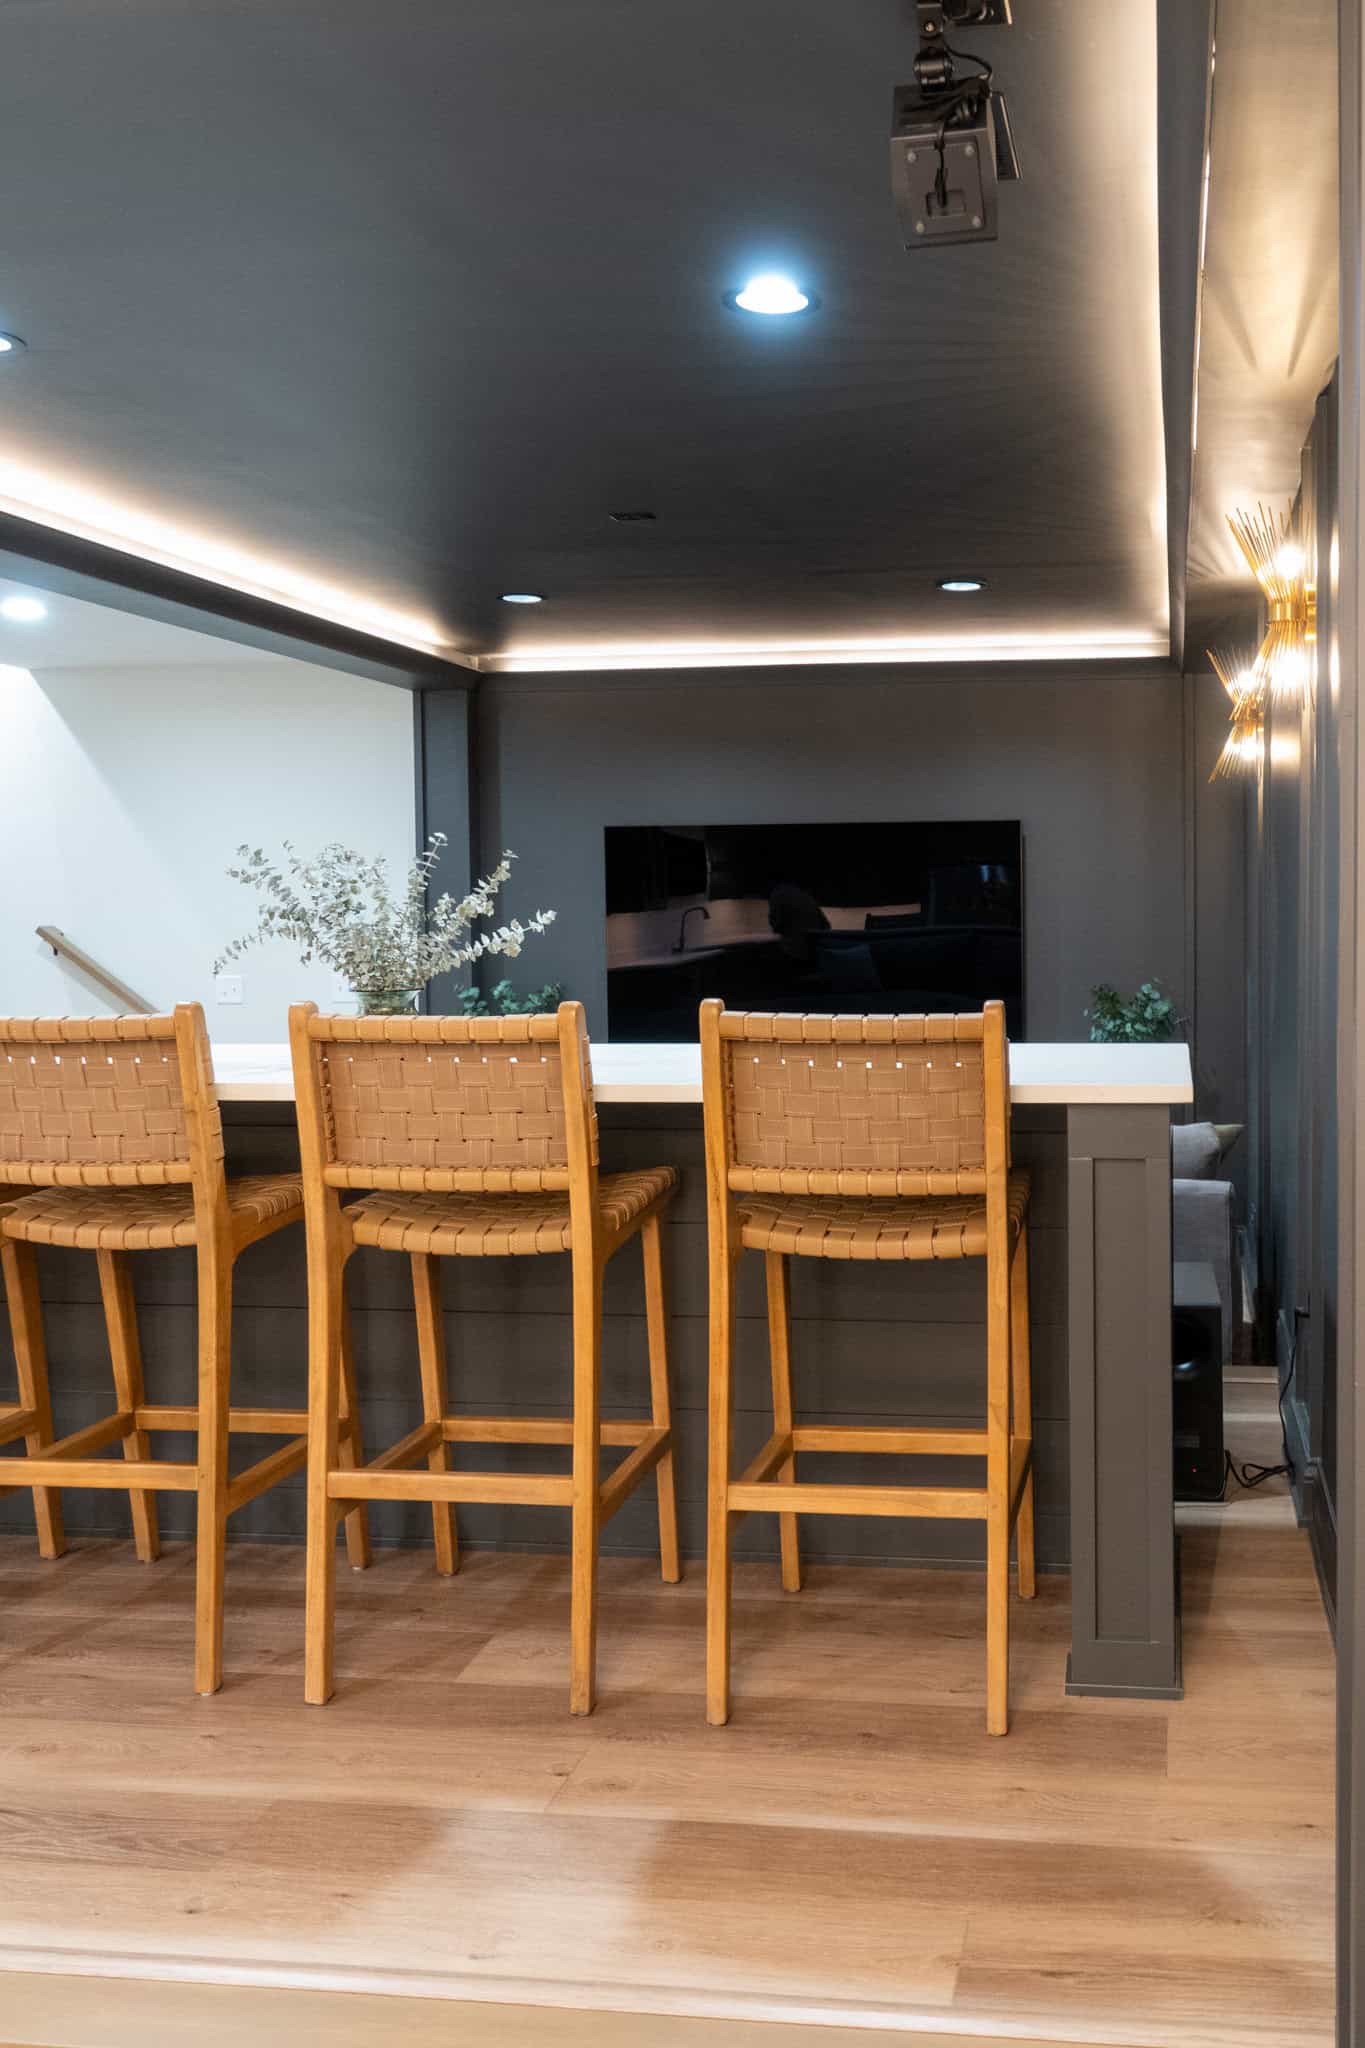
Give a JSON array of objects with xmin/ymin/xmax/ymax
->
[{"xmin": 213, "ymin": 833, "xmax": 555, "ymax": 995}]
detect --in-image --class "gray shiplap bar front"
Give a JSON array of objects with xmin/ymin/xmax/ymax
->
[{"xmin": 1, "ymin": 1103, "xmax": 1070, "ymax": 1574}]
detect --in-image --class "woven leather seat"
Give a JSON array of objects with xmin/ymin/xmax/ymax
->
[
  {"xmin": 2, "ymin": 1173, "xmax": 303, "ymax": 1252},
  {"xmin": 346, "ymin": 1166, "xmax": 676, "ymax": 1258},
  {"xmin": 738, "ymin": 1167, "xmax": 1029, "ymax": 1262}
]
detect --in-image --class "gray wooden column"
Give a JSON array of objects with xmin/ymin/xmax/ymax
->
[
  {"xmin": 414, "ymin": 683, "xmax": 478, "ymax": 1014},
  {"xmin": 1065, "ymin": 1102, "xmax": 1181, "ymax": 1699}
]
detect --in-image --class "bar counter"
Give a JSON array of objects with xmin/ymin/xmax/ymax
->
[{"xmin": 2, "ymin": 1040, "xmax": 1192, "ymax": 1701}]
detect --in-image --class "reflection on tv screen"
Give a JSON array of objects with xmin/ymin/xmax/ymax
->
[{"xmin": 605, "ymin": 821, "xmax": 1024, "ymax": 1041}]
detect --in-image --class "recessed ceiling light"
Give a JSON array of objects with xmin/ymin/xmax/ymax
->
[
  {"xmin": 500, "ymin": 592, "xmax": 544, "ymax": 605},
  {"xmin": 0, "ymin": 594, "xmax": 46, "ymax": 621},
  {"xmin": 937, "ymin": 577, "xmax": 985, "ymax": 594},
  {"xmin": 0, "ymin": 334, "xmax": 26, "ymax": 356},
  {"xmin": 727, "ymin": 274, "xmax": 815, "ymax": 317}
]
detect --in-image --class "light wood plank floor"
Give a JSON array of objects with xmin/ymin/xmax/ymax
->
[{"xmin": 0, "ymin": 1512, "xmax": 1334, "ymax": 2048}]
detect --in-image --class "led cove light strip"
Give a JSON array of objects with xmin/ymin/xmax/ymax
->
[
  {"xmin": 482, "ymin": 631, "xmax": 1170, "ymax": 674},
  {"xmin": 0, "ymin": 468, "xmax": 1168, "ymax": 676},
  {"xmin": 0, "ymin": 462, "xmax": 451, "ymax": 656}
]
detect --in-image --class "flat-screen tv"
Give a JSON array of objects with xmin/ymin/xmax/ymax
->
[{"xmin": 605, "ymin": 821, "xmax": 1024, "ymax": 1041}]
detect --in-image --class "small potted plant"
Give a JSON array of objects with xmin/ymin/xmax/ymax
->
[
  {"xmin": 1085, "ymin": 979, "xmax": 1179, "ymax": 1044},
  {"xmin": 214, "ymin": 834, "xmax": 556, "ymax": 1015},
  {"xmin": 457, "ymin": 978, "xmax": 565, "ymax": 1018}
]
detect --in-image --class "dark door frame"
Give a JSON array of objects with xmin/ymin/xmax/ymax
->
[{"xmin": 1338, "ymin": 5, "xmax": 1363, "ymax": 2040}]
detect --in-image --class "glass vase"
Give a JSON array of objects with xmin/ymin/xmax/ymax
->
[{"xmin": 352, "ymin": 987, "xmax": 422, "ymax": 1017}]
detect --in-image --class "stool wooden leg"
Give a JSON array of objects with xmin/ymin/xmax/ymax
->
[
  {"xmin": 1011, "ymin": 1222, "xmax": 1036, "ymax": 1601},
  {"xmin": 706, "ymin": 1246, "xmax": 737, "ymax": 1727},
  {"xmin": 96, "ymin": 1250, "xmax": 161, "ymax": 1565},
  {"xmin": 641, "ymin": 1214, "xmax": 680, "ymax": 1585},
  {"xmin": 193, "ymin": 1238, "xmax": 234, "ymax": 1697},
  {"xmin": 986, "ymin": 1239, "xmax": 1012, "ymax": 1738},
  {"xmin": 336, "ymin": 1311, "xmax": 373, "ymax": 1572},
  {"xmin": 569, "ymin": 1249, "xmax": 603, "ymax": 1715},
  {"xmin": 411, "ymin": 1253, "xmax": 458, "ymax": 1578},
  {"xmin": 304, "ymin": 1240, "xmax": 345, "ymax": 1706},
  {"xmin": 1, "ymin": 1240, "xmax": 65, "ymax": 1560},
  {"xmin": 764, "ymin": 1250, "xmax": 802, "ymax": 1594}
]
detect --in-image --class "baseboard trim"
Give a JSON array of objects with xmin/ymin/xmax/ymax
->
[
  {"xmin": 0, "ymin": 1952, "xmax": 1318, "ymax": 2048},
  {"xmin": 1302, "ymin": 1465, "xmax": 1338, "ymax": 1635}
]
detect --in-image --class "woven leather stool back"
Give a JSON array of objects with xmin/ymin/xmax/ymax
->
[
  {"xmin": 292, "ymin": 1007, "xmax": 598, "ymax": 1194},
  {"xmin": 703, "ymin": 1003, "xmax": 1009, "ymax": 1200},
  {"xmin": 0, "ymin": 1013, "xmax": 219, "ymax": 1188}
]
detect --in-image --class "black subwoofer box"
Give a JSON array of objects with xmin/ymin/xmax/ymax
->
[{"xmin": 1172, "ymin": 1260, "xmax": 1224, "ymax": 1503}]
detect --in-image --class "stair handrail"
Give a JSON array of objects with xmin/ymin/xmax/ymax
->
[{"xmin": 34, "ymin": 927, "xmax": 157, "ymax": 1016}]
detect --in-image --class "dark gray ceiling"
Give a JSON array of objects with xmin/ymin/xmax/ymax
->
[{"xmin": 0, "ymin": 1, "xmax": 1177, "ymax": 664}]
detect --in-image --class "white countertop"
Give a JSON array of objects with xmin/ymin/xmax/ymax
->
[{"xmin": 212, "ymin": 1040, "xmax": 1193, "ymax": 1108}]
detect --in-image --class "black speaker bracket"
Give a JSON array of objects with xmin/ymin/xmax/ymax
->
[{"xmin": 916, "ymin": 1, "xmax": 1013, "ymax": 37}]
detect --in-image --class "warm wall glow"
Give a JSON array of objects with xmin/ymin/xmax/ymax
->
[
  {"xmin": 0, "ymin": 460, "xmax": 452, "ymax": 656},
  {"xmin": 481, "ymin": 630, "xmax": 1170, "ymax": 674}
]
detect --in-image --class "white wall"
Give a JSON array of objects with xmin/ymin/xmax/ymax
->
[{"xmin": 0, "ymin": 656, "xmax": 415, "ymax": 1040}]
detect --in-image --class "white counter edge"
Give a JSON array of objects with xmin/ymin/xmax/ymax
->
[{"xmin": 212, "ymin": 1041, "xmax": 1194, "ymax": 1109}]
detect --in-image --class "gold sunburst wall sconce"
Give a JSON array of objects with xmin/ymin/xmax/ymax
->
[
  {"xmin": 1207, "ymin": 645, "xmax": 1264, "ymax": 782},
  {"xmin": 1227, "ymin": 501, "xmax": 1315, "ymax": 703}
]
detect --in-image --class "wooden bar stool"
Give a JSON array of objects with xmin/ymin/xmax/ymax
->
[
  {"xmin": 701, "ymin": 998, "xmax": 1035, "ymax": 1736},
  {"xmin": 0, "ymin": 1008, "xmax": 370, "ymax": 1693},
  {"xmin": 0, "ymin": 1197, "xmax": 65, "ymax": 1560},
  {"xmin": 289, "ymin": 1000, "xmax": 680, "ymax": 1715}
]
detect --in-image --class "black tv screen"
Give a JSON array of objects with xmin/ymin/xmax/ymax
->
[{"xmin": 605, "ymin": 821, "xmax": 1024, "ymax": 1041}]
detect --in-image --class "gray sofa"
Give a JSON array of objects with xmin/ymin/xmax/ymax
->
[{"xmin": 1172, "ymin": 1121, "xmax": 1239, "ymax": 1362}]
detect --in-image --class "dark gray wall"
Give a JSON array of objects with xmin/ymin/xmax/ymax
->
[
  {"xmin": 478, "ymin": 662, "xmax": 1243, "ymax": 1118},
  {"xmin": 1248, "ymin": 379, "xmax": 1342, "ymax": 1610}
]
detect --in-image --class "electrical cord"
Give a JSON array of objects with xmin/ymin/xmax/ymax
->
[
  {"xmin": 920, "ymin": 44, "xmax": 995, "ymax": 208},
  {"xmin": 1219, "ymin": 1310, "xmax": 1298, "ymax": 1497},
  {"xmin": 924, "ymin": 39, "xmax": 994, "ymax": 114},
  {"xmin": 1223, "ymin": 1449, "xmax": 1290, "ymax": 1493}
]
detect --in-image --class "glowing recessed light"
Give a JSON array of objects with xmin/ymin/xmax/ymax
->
[
  {"xmin": 937, "ymin": 577, "xmax": 985, "ymax": 594},
  {"xmin": 0, "ymin": 334, "xmax": 26, "ymax": 356},
  {"xmin": 0, "ymin": 594, "xmax": 46, "ymax": 621},
  {"xmin": 728, "ymin": 274, "xmax": 814, "ymax": 317},
  {"xmin": 500, "ymin": 592, "xmax": 544, "ymax": 605}
]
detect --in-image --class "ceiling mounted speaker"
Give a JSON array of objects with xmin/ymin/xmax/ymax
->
[{"xmin": 891, "ymin": 0, "xmax": 1019, "ymax": 249}]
